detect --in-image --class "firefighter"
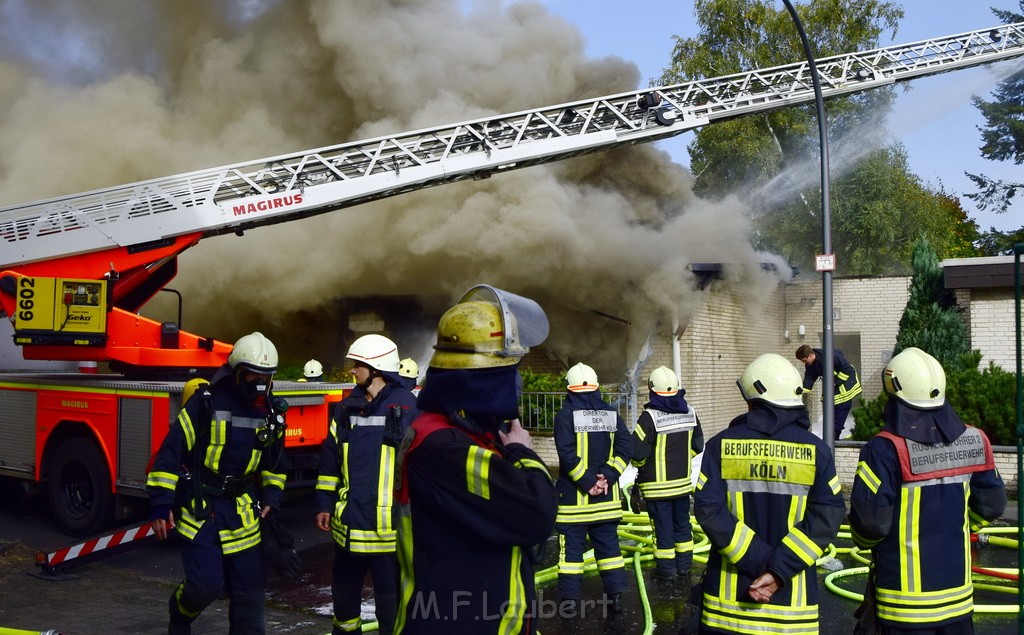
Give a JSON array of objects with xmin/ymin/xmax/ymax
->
[
  {"xmin": 181, "ymin": 377, "xmax": 209, "ymax": 405},
  {"xmin": 554, "ymin": 362, "xmax": 631, "ymax": 615},
  {"xmin": 795, "ymin": 344, "xmax": 862, "ymax": 439},
  {"xmin": 398, "ymin": 357, "xmax": 419, "ymax": 393},
  {"xmin": 630, "ymin": 365, "xmax": 704, "ymax": 581},
  {"xmin": 147, "ymin": 331, "xmax": 288, "ymax": 635},
  {"xmin": 694, "ymin": 353, "xmax": 844, "ymax": 634},
  {"xmin": 394, "ymin": 285, "xmax": 557, "ymax": 634},
  {"xmin": 850, "ymin": 347, "xmax": 1006, "ymax": 634},
  {"xmin": 315, "ymin": 334, "xmax": 419, "ymax": 635},
  {"xmin": 300, "ymin": 358, "xmax": 323, "ymax": 382}
]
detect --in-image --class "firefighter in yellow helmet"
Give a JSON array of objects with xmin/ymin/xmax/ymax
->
[
  {"xmin": 394, "ymin": 285, "xmax": 557, "ymax": 634},
  {"xmin": 553, "ymin": 361, "xmax": 632, "ymax": 615},
  {"xmin": 147, "ymin": 332, "xmax": 289, "ymax": 635},
  {"xmin": 850, "ymin": 347, "xmax": 1005, "ymax": 634},
  {"xmin": 694, "ymin": 353, "xmax": 844, "ymax": 634},
  {"xmin": 315, "ymin": 334, "xmax": 418, "ymax": 635},
  {"xmin": 181, "ymin": 377, "xmax": 209, "ymax": 405},
  {"xmin": 630, "ymin": 365, "xmax": 704, "ymax": 580},
  {"xmin": 398, "ymin": 357, "xmax": 419, "ymax": 393}
]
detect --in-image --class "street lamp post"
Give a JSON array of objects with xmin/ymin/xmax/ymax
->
[{"xmin": 781, "ymin": 0, "xmax": 835, "ymax": 450}]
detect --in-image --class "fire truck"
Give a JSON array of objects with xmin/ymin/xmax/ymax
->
[{"xmin": 1, "ymin": 22, "xmax": 1022, "ymax": 537}]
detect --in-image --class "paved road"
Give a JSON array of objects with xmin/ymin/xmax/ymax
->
[
  {"xmin": 1, "ymin": 478, "xmax": 1018, "ymax": 634},
  {"xmin": 0, "ymin": 479, "xmax": 334, "ymax": 634}
]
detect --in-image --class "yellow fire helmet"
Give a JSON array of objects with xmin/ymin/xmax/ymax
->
[
  {"xmin": 399, "ymin": 357, "xmax": 419, "ymax": 379},
  {"xmin": 429, "ymin": 284, "xmax": 549, "ymax": 370},
  {"xmin": 182, "ymin": 377, "xmax": 209, "ymax": 404}
]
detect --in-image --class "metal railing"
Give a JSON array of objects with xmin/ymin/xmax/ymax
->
[{"xmin": 519, "ymin": 389, "xmax": 636, "ymax": 432}]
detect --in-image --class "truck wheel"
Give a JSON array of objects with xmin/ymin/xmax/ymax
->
[{"xmin": 48, "ymin": 437, "xmax": 114, "ymax": 537}]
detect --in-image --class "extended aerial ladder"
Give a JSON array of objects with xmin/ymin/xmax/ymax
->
[{"xmin": 2, "ymin": 22, "xmax": 1023, "ymax": 372}]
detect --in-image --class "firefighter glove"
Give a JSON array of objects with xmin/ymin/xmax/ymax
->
[{"xmin": 261, "ymin": 513, "xmax": 301, "ymax": 579}]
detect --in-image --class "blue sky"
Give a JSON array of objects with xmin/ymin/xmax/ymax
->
[{"xmin": 531, "ymin": 0, "xmax": 1022, "ymax": 234}]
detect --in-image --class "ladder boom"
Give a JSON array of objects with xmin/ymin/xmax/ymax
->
[{"xmin": 2, "ymin": 22, "xmax": 1023, "ymax": 270}]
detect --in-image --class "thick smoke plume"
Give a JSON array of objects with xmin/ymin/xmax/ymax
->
[{"xmin": 0, "ymin": 0, "xmax": 783, "ymax": 377}]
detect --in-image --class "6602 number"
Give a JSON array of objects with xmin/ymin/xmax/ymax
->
[{"xmin": 17, "ymin": 277, "xmax": 35, "ymax": 321}]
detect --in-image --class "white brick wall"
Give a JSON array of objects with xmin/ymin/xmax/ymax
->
[{"xmin": 969, "ymin": 288, "xmax": 1022, "ymax": 371}]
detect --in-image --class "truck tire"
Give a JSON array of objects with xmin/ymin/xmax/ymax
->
[{"xmin": 47, "ymin": 437, "xmax": 115, "ymax": 537}]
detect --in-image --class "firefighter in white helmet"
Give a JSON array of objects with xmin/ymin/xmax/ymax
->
[
  {"xmin": 398, "ymin": 357, "xmax": 419, "ymax": 393},
  {"xmin": 553, "ymin": 361, "xmax": 632, "ymax": 615},
  {"xmin": 299, "ymin": 358, "xmax": 323, "ymax": 382},
  {"xmin": 315, "ymin": 333, "xmax": 419, "ymax": 635},
  {"xmin": 631, "ymin": 365, "xmax": 704, "ymax": 580},
  {"xmin": 693, "ymin": 353, "xmax": 844, "ymax": 634},
  {"xmin": 850, "ymin": 347, "xmax": 1005, "ymax": 634},
  {"xmin": 147, "ymin": 331, "xmax": 290, "ymax": 635},
  {"xmin": 394, "ymin": 285, "xmax": 556, "ymax": 634}
]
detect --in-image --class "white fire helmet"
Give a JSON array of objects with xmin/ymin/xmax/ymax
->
[
  {"xmin": 883, "ymin": 347, "xmax": 946, "ymax": 409},
  {"xmin": 737, "ymin": 353, "xmax": 804, "ymax": 408},
  {"xmin": 302, "ymin": 359, "xmax": 323, "ymax": 380},
  {"xmin": 228, "ymin": 332, "xmax": 278, "ymax": 374},
  {"xmin": 346, "ymin": 334, "xmax": 401, "ymax": 373},
  {"xmin": 648, "ymin": 366, "xmax": 680, "ymax": 396},
  {"xmin": 566, "ymin": 362, "xmax": 599, "ymax": 393}
]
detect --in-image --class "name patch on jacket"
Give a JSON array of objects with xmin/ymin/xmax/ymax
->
[
  {"xmin": 721, "ymin": 440, "xmax": 816, "ymax": 485},
  {"xmin": 649, "ymin": 409, "xmax": 697, "ymax": 434},
  {"xmin": 573, "ymin": 409, "xmax": 616, "ymax": 433},
  {"xmin": 878, "ymin": 426, "xmax": 994, "ymax": 482}
]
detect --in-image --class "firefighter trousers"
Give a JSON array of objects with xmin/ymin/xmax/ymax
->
[
  {"xmin": 647, "ymin": 497, "xmax": 693, "ymax": 575},
  {"xmin": 557, "ymin": 521, "xmax": 626, "ymax": 600},
  {"xmin": 170, "ymin": 521, "xmax": 265, "ymax": 634},
  {"xmin": 331, "ymin": 545, "xmax": 398, "ymax": 634}
]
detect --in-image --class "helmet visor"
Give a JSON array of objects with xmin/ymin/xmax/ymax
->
[{"xmin": 459, "ymin": 284, "xmax": 549, "ymax": 355}]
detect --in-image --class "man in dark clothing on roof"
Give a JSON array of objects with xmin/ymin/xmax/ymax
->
[{"xmin": 796, "ymin": 344, "xmax": 862, "ymax": 439}]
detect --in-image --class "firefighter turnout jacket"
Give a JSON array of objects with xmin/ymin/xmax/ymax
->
[
  {"xmin": 394, "ymin": 412, "xmax": 557, "ymax": 634},
  {"xmin": 801, "ymin": 347, "xmax": 862, "ymax": 406},
  {"xmin": 315, "ymin": 381, "xmax": 419, "ymax": 554},
  {"xmin": 554, "ymin": 390, "xmax": 632, "ymax": 525},
  {"xmin": 850, "ymin": 422, "xmax": 1006, "ymax": 629},
  {"xmin": 147, "ymin": 382, "xmax": 287, "ymax": 554},
  {"xmin": 694, "ymin": 405, "xmax": 845, "ymax": 635},
  {"xmin": 631, "ymin": 393, "xmax": 704, "ymax": 500}
]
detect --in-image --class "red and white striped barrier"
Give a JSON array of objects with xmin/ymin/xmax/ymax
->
[{"xmin": 35, "ymin": 521, "xmax": 156, "ymax": 575}]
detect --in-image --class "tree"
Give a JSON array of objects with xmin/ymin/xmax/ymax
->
[
  {"xmin": 660, "ymin": 1, "xmax": 977, "ymax": 275},
  {"xmin": 660, "ymin": 0, "xmax": 904, "ymax": 199},
  {"xmin": 975, "ymin": 224, "xmax": 1024, "ymax": 255},
  {"xmin": 893, "ymin": 236, "xmax": 971, "ymax": 371},
  {"xmin": 754, "ymin": 146, "xmax": 980, "ymax": 274},
  {"xmin": 966, "ymin": 2, "xmax": 1024, "ymax": 214}
]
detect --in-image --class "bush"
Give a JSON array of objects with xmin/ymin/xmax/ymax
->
[
  {"xmin": 519, "ymin": 368, "xmax": 566, "ymax": 393},
  {"xmin": 850, "ymin": 352, "xmax": 1018, "ymax": 445}
]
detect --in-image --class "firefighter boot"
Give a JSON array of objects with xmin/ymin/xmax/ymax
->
[
  {"xmin": 168, "ymin": 594, "xmax": 192, "ymax": 635},
  {"xmin": 605, "ymin": 592, "xmax": 623, "ymax": 614},
  {"xmin": 375, "ymin": 593, "xmax": 398, "ymax": 635},
  {"xmin": 676, "ymin": 553, "xmax": 693, "ymax": 578},
  {"xmin": 654, "ymin": 559, "xmax": 678, "ymax": 581}
]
